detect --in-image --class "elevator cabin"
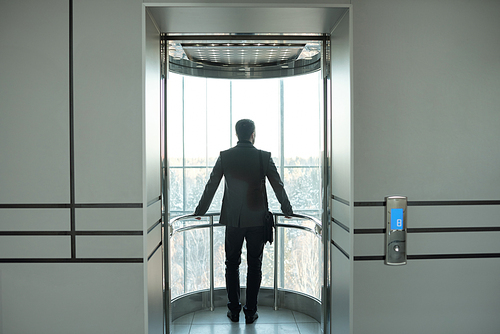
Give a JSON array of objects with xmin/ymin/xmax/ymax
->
[{"xmin": 147, "ymin": 5, "xmax": 351, "ymax": 334}]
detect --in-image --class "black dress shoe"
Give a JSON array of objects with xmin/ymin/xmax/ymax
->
[
  {"xmin": 245, "ymin": 313, "xmax": 258, "ymax": 324},
  {"xmin": 227, "ymin": 310, "xmax": 239, "ymax": 322}
]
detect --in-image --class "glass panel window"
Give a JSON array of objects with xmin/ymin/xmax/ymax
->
[
  {"xmin": 282, "ymin": 225, "xmax": 322, "ymax": 300},
  {"xmin": 214, "ymin": 224, "xmax": 226, "ymax": 289},
  {"xmin": 184, "ymin": 228, "xmax": 210, "ymax": 293},
  {"xmin": 167, "ymin": 68, "xmax": 322, "ymax": 298},
  {"xmin": 231, "ymin": 79, "xmax": 281, "ymax": 155},
  {"xmin": 283, "ymin": 73, "xmax": 321, "ymax": 165}
]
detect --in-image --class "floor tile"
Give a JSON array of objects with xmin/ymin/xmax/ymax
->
[
  {"xmin": 252, "ymin": 323, "xmax": 301, "ymax": 334},
  {"xmin": 173, "ymin": 312, "xmax": 194, "ymax": 325},
  {"xmin": 292, "ymin": 311, "xmax": 318, "ymax": 323},
  {"xmin": 171, "ymin": 324, "xmax": 191, "ymax": 334},
  {"xmin": 171, "ymin": 306, "xmax": 321, "ymax": 334},
  {"xmin": 189, "ymin": 324, "xmax": 244, "ymax": 334},
  {"xmin": 192, "ymin": 307, "xmax": 236, "ymax": 324},
  {"xmin": 297, "ymin": 322, "xmax": 322, "ymax": 334},
  {"xmin": 255, "ymin": 306, "xmax": 295, "ymax": 324}
]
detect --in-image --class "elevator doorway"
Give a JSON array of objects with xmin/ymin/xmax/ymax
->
[{"xmin": 161, "ymin": 35, "xmax": 331, "ymax": 334}]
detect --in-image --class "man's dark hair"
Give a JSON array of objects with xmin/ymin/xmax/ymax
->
[{"xmin": 235, "ymin": 119, "xmax": 255, "ymax": 141}]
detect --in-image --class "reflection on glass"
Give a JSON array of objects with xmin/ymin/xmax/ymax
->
[
  {"xmin": 284, "ymin": 167, "xmax": 321, "ymax": 215},
  {"xmin": 184, "ymin": 228, "xmax": 210, "ymax": 294},
  {"xmin": 282, "ymin": 225, "xmax": 322, "ymax": 299},
  {"xmin": 214, "ymin": 225, "xmax": 226, "ymax": 289}
]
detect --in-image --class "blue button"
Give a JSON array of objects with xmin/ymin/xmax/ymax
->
[{"xmin": 391, "ymin": 208, "xmax": 404, "ymax": 230}]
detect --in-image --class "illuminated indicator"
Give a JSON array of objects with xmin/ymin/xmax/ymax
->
[{"xmin": 391, "ymin": 208, "xmax": 404, "ymax": 230}]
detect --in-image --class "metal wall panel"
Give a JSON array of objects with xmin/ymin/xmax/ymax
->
[
  {"xmin": 330, "ymin": 9, "xmax": 352, "ymax": 334},
  {"xmin": 331, "ymin": 247, "xmax": 351, "ymax": 334},
  {"xmin": 351, "ymin": 0, "xmax": 500, "ymax": 333},
  {"xmin": 147, "ymin": 200, "xmax": 162, "ymax": 231},
  {"xmin": 0, "ymin": 236, "xmax": 71, "ymax": 258},
  {"xmin": 148, "ymin": 249, "xmax": 164, "ymax": 333},
  {"xmin": 76, "ymin": 235, "xmax": 143, "ymax": 258},
  {"xmin": 145, "ymin": 8, "xmax": 162, "ymax": 206},
  {"xmin": 73, "ymin": 0, "xmax": 143, "ymax": 204},
  {"xmin": 0, "ymin": 0, "xmax": 70, "ymax": 204},
  {"xmin": 353, "ymin": 259, "xmax": 500, "ymax": 334},
  {"xmin": 0, "ymin": 209, "xmax": 70, "ymax": 231},
  {"xmin": 76, "ymin": 207, "xmax": 143, "ymax": 231},
  {"xmin": 352, "ymin": 0, "xmax": 500, "ymax": 203},
  {"xmin": 0, "ymin": 263, "xmax": 144, "ymax": 334}
]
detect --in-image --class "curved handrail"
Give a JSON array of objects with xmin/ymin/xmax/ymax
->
[
  {"xmin": 166, "ymin": 211, "xmax": 323, "ymax": 311},
  {"xmin": 168, "ymin": 212, "xmax": 322, "ymax": 238},
  {"xmin": 274, "ymin": 212, "xmax": 322, "ymax": 237}
]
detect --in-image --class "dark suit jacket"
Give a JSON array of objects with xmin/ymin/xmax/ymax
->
[{"xmin": 194, "ymin": 140, "xmax": 293, "ymax": 228}]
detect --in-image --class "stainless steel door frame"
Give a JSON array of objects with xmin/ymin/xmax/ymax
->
[{"xmin": 161, "ymin": 34, "xmax": 333, "ymax": 334}]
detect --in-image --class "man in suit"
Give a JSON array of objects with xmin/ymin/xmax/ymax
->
[{"xmin": 194, "ymin": 119, "xmax": 293, "ymax": 324}]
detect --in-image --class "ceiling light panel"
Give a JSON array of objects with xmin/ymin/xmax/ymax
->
[
  {"xmin": 181, "ymin": 43, "xmax": 305, "ymax": 67},
  {"xmin": 166, "ymin": 37, "xmax": 323, "ymax": 79}
]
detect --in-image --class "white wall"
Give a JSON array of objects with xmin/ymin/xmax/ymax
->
[
  {"xmin": 0, "ymin": 263, "xmax": 145, "ymax": 334},
  {"xmin": 2, "ymin": 0, "xmax": 500, "ymax": 333},
  {"xmin": 0, "ymin": 0, "xmax": 70, "ymax": 204},
  {"xmin": 73, "ymin": 0, "xmax": 143, "ymax": 204},
  {"xmin": 352, "ymin": 0, "xmax": 500, "ymax": 201},
  {"xmin": 0, "ymin": 0, "xmax": 153, "ymax": 333},
  {"xmin": 351, "ymin": 0, "xmax": 500, "ymax": 333}
]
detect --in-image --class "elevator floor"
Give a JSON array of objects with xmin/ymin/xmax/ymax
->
[{"xmin": 172, "ymin": 306, "xmax": 321, "ymax": 334}]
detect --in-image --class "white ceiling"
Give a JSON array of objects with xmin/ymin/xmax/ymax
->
[{"xmin": 147, "ymin": 6, "xmax": 348, "ymax": 34}]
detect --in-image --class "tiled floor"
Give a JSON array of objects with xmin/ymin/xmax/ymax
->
[{"xmin": 172, "ymin": 306, "xmax": 322, "ymax": 334}]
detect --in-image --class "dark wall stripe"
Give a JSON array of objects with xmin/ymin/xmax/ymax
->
[
  {"xmin": 354, "ymin": 228, "xmax": 385, "ymax": 234},
  {"xmin": 353, "ymin": 227, "xmax": 500, "ymax": 234},
  {"xmin": 0, "ymin": 231, "xmax": 143, "ymax": 236},
  {"xmin": 148, "ymin": 241, "xmax": 162, "ymax": 261},
  {"xmin": 332, "ymin": 195, "xmax": 350, "ymax": 206},
  {"xmin": 409, "ymin": 200, "xmax": 500, "ymax": 206},
  {"xmin": 353, "ymin": 255, "xmax": 384, "ymax": 261},
  {"xmin": 354, "ymin": 200, "xmax": 500, "ymax": 207},
  {"xmin": 69, "ymin": 0, "xmax": 76, "ymax": 259},
  {"xmin": 354, "ymin": 201, "xmax": 384, "ymax": 207},
  {"xmin": 74, "ymin": 203, "xmax": 143, "ymax": 208},
  {"xmin": 408, "ymin": 253, "xmax": 500, "ymax": 260},
  {"xmin": 0, "ymin": 258, "xmax": 144, "ymax": 263},
  {"xmin": 331, "ymin": 240, "xmax": 350, "ymax": 259},
  {"xmin": 76, "ymin": 231, "xmax": 143, "ymax": 236},
  {"xmin": 353, "ymin": 254, "xmax": 500, "ymax": 261},
  {"xmin": 408, "ymin": 227, "xmax": 500, "ymax": 233},
  {"xmin": 148, "ymin": 219, "xmax": 162, "ymax": 234},
  {"xmin": 0, "ymin": 203, "xmax": 143, "ymax": 209},
  {"xmin": 147, "ymin": 196, "xmax": 161, "ymax": 207},
  {"xmin": 332, "ymin": 217, "xmax": 350, "ymax": 233},
  {"xmin": 0, "ymin": 231, "xmax": 72, "ymax": 236},
  {"xmin": 0, "ymin": 204, "xmax": 71, "ymax": 209}
]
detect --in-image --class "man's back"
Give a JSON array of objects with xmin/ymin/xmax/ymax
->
[
  {"xmin": 194, "ymin": 139, "xmax": 292, "ymax": 227},
  {"xmin": 219, "ymin": 141, "xmax": 268, "ymax": 227}
]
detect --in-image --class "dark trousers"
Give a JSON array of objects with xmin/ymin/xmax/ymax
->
[{"xmin": 225, "ymin": 225, "xmax": 265, "ymax": 316}]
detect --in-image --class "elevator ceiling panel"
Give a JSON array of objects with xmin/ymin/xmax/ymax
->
[
  {"xmin": 167, "ymin": 38, "xmax": 322, "ymax": 79},
  {"xmin": 148, "ymin": 7, "xmax": 348, "ymax": 34}
]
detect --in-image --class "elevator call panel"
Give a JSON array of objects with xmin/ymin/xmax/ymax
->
[{"xmin": 385, "ymin": 196, "xmax": 407, "ymax": 265}]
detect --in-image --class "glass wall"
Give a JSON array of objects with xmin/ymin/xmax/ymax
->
[{"xmin": 167, "ymin": 71, "xmax": 322, "ymax": 300}]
